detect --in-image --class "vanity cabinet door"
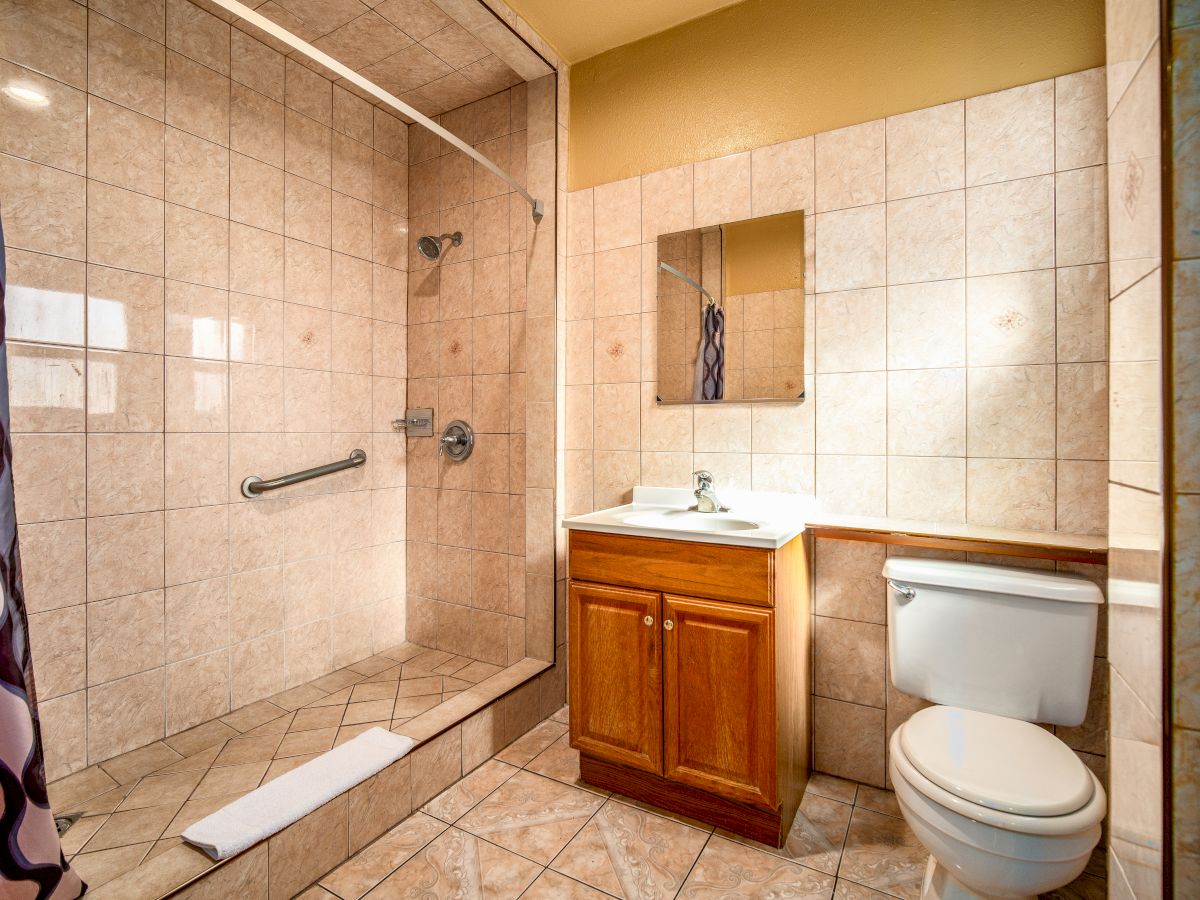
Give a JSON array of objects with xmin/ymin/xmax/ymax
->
[
  {"xmin": 569, "ymin": 581, "xmax": 663, "ymax": 774},
  {"xmin": 662, "ymin": 595, "xmax": 777, "ymax": 809}
]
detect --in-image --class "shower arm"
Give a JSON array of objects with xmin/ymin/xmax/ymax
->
[
  {"xmin": 659, "ymin": 261, "xmax": 719, "ymax": 307},
  {"xmin": 208, "ymin": 0, "xmax": 545, "ymax": 222}
]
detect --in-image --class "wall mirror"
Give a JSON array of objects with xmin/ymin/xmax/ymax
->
[{"xmin": 656, "ymin": 210, "xmax": 805, "ymax": 404}]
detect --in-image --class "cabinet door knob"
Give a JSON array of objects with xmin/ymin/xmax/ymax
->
[
  {"xmin": 643, "ymin": 615, "xmax": 654, "ymax": 626},
  {"xmin": 663, "ymin": 619, "xmax": 674, "ymax": 630}
]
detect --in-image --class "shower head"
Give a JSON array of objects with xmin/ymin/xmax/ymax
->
[{"xmin": 416, "ymin": 231, "xmax": 463, "ymax": 261}]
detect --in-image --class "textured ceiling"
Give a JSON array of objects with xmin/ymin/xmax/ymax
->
[
  {"xmin": 242, "ymin": 0, "xmax": 526, "ymax": 115},
  {"xmin": 504, "ymin": 0, "xmax": 747, "ymax": 62}
]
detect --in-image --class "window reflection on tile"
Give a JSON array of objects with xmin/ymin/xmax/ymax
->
[
  {"xmin": 165, "ymin": 357, "xmax": 228, "ymax": 432},
  {"xmin": 7, "ymin": 343, "xmax": 85, "ymax": 433},
  {"xmin": 87, "ymin": 265, "xmax": 164, "ymax": 354},
  {"xmin": 5, "ymin": 249, "xmax": 86, "ymax": 346},
  {"xmin": 166, "ymin": 281, "xmax": 228, "ymax": 360}
]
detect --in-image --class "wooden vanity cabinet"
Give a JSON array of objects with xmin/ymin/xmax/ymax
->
[{"xmin": 567, "ymin": 530, "xmax": 810, "ymax": 847}]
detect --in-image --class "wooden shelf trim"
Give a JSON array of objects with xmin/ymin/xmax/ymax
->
[{"xmin": 807, "ymin": 524, "xmax": 1107, "ymax": 566}]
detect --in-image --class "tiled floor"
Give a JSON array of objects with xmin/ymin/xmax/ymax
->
[
  {"xmin": 309, "ymin": 708, "xmax": 1109, "ymax": 900},
  {"xmin": 308, "ymin": 711, "xmax": 897, "ymax": 898},
  {"xmin": 48, "ymin": 644, "xmax": 502, "ymax": 891}
]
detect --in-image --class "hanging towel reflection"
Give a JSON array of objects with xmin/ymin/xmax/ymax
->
[{"xmin": 693, "ymin": 302, "xmax": 725, "ymax": 401}]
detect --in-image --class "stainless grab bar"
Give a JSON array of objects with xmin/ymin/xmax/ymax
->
[{"xmin": 241, "ymin": 449, "xmax": 366, "ymax": 499}]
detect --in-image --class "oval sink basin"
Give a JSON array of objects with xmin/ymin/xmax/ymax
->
[{"xmin": 623, "ymin": 510, "xmax": 760, "ymax": 532}]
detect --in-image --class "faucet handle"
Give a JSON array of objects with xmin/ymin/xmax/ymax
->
[{"xmin": 692, "ymin": 470, "xmax": 713, "ymax": 490}]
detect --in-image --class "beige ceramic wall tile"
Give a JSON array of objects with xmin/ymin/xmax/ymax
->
[
  {"xmin": 814, "ymin": 616, "xmax": 886, "ymax": 708},
  {"xmin": 693, "ymin": 152, "xmax": 751, "ymax": 227},
  {"xmin": 815, "ymin": 204, "xmax": 885, "ymax": 292},
  {"xmin": 815, "ymin": 288, "xmax": 885, "ymax": 374},
  {"xmin": 1057, "ymin": 362, "xmax": 1109, "ymax": 460},
  {"xmin": 966, "ymin": 458, "xmax": 1056, "ymax": 530},
  {"xmin": 591, "ymin": 177, "xmax": 640, "ymax": 250},
  {"xmin": 21, "ymin": 519, "xmax": 86, "ymax": 614},
  {"xmin": 965, "ymin": 80, "xmax": 1054, "ymax": 186},
  {"xmin": 0, "ymin": 58, "xmax": 86, "ymax": 173},
  {"xmin": 166, "ymin": 0, "xmax": 229, "ymax": 75},
  {"xmin": 1057, "ymin": 460, "xmax": 1107, "ymax": 535},
  {"xmin": 966, "ymin": 364, "xmax": 1056, "ymax": 459},
  {"xmin": 965, "ymin": 269, "xmax": 1056, "ymax": 366},
  {"xmin": 815, "ymin": 455, "xmax": 886, "ymax": 517},
  {"xmin": 965, "ymin": 175, "xmax": 1055, "ymax": 276},
  {"xmin": 4, "ymin": 250, "xmax": 86, "ymax": 346},
  {"xmin": 165, "ymin": 50, "xmax": 229, "ymax": 147},
  {"xmin": 88, "ymin": 97, "xmax": 166, "ymax": 199},
  {"xmin": 885, "ymin": 191, "xmax": 965, "ymax": 284},
  {"xmin": 887, "ymin": 455, "xmax": 967, "ymax": 522},
  {"xmin": 87, "ymin": 11, "xmax": 165, "ymax": 120},
  {"xmin": 27, "ymin": 606, "xmax": 86, "ymax": 700},
  {"xmin": 751, "ymin": 137, "xmax": 814, "ymax": 217},
  {"xmin": 815, "ymin": 372, "xmax": 886, "ymax": 456},
  {"xmin": 1056, "ymin": 264, "xmax": 1109, "ymax": 363},
  {"xmin": 816, "ymin": 121, "xmax": 885, "ymax": 212},
  {"xmin": 1055, "ymin": 68, "xmax": 1107, "ymax": 171},
  {"xmin": 0, "ymin": 156, "xmax": 87, "ymax": 261},
  {"xmin": 8, "ymin": 343, "xmax": 86, "ymax": 433},
  {"xmin": 886, "ymin": 368, "xmax": 966, "ymax": 457},
  {"xmin": 87, "ymin": 265, "xmax": 165, "ymax": 354},
  {"xmin": 813, "ymin": 696, "xmax": 885, "ymax": 786},
  {"xmin": 1056, "ymin": 165, "xmax": 1108, "ymax": 267},
  {"xmin": 166, "ymin": 649, "xmax": 230, "ymax": 734},
  {"xmin": 86, "ymin": 668, "xmax": 166, "ymax": 763},
  {"xmin": 885, "ymin": 101, "xmax": 964, "ymax": 200},
  {"xmin": 10, "ymin": 433, "xmax": 85, "ymax": 524},
  {"xmin": 0, "ymin": 0, "xmax": 87, "ymax": 90},
  {"xmin": 640, "ymin": 164, "xmax": 692, "ymax": 243},
  {"xmin": 814, "ymin": 538, "xmax": 886, "ymax": 624},
  {"xmin": 88, "ymin": 181, "xmax": 165, "ymax": 276}
]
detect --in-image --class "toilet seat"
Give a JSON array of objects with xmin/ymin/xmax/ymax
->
[
  {"xmin": 899, "ymin": 706, "xmax": 1094, "ymax": 817},
  {"xmin": 891, "ymin": 712, "xmax": 1106, "ymax": 837}
]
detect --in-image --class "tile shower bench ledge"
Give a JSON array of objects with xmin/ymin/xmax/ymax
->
[{"xmin": 77, "ymin": 654, "xmax": 553, "ymax": 900}]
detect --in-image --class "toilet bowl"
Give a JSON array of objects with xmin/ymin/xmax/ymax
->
[
  {"xmin": 880, "ymin": 558, "xmax": 1107, "ymax": 900},
  {"xmin": 888, "ymin": 706, "xmax": 1105, "ymax": 900}
]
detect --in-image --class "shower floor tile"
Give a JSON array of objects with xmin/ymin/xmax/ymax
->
[{"xmin": 47, "ymin": 642, "xmax": 501, "ymax": 891}]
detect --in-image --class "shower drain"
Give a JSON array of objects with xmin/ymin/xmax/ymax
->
[{"xmin": 54, "ymin": 813, "xmax": 80, "ymax": 835}]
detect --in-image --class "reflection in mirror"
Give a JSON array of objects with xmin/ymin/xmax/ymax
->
[{"xmin": 656, "ymin": 210, "xmax": 805, "ymax": 404}]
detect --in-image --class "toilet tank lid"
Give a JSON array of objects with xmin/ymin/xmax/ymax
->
[{"xmin": 882, "ymin": 558, "xmax": 1104, "ymax": 604}]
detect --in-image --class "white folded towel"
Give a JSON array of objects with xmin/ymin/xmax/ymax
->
[{"xmin": 182, "ymin": 726, "xmax": 415, "ymax": 860}]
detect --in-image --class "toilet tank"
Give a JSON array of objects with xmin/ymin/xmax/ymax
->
[{"xmin": 882, "ymin": 558, "xmax": 1103, "ymax": 726}]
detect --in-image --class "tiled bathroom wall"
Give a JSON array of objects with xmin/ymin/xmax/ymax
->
[
  {"xmin": 0, "ymin": 0, "xmax": 414, "ymax": 779},
  {"xmin": 564, "ymin": 70, "xmax": 1111, "ymax": 791},
  {"xmin": 402, "ymin": 73, "xmax": 560, "ymax": 670},
  {"xmin": 402, "ymin": 85, "xmax": 526, "ymax": 664},
  {"xmin": 564, "ymin": 69, "xmax": 1109, "ymax": 535},
  {"xmin": 1103, "ymin": 0, "xmax": 1168, "ymax": 893}
]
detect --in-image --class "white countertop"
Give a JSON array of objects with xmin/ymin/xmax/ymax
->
[{"xmin": 561, "ymin": 486, "xmax": 810, "ymax": 549}]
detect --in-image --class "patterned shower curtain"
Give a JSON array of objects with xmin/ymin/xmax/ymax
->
[{"xmin": 0, "ymin": 216, "xmax": 84, "ymax": 898}]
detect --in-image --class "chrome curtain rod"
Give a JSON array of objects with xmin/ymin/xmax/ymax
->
[
  {"xmin": 209, "ymin": 0, "xmax": 544, "ymax": 221},
  {"xmin": 659, "ymin": 261, "xmax": 719, "ymax": 307},
  {"xmin": 241, "ymin": 449, "xmax": 367, "ymax": 498}
]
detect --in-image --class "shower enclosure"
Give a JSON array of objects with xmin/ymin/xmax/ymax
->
[{"xmin": 0, "ymin": 5, "xmax": 564, "ymax": 883}]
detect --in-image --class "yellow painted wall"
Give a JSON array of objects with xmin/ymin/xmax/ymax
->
[{"xmin": 568, "ymin": 0, "xmax": 1105, "ymax": 189}]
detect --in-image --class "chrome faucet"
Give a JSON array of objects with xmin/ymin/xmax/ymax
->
[{"xmin": 691, "ymin": 470, "xmax": 728, "ymax": 513}]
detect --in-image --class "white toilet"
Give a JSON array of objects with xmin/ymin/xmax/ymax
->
[{"xmin": 882, "ymin": 558, "xmax": 1107, "ymax": 900}]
